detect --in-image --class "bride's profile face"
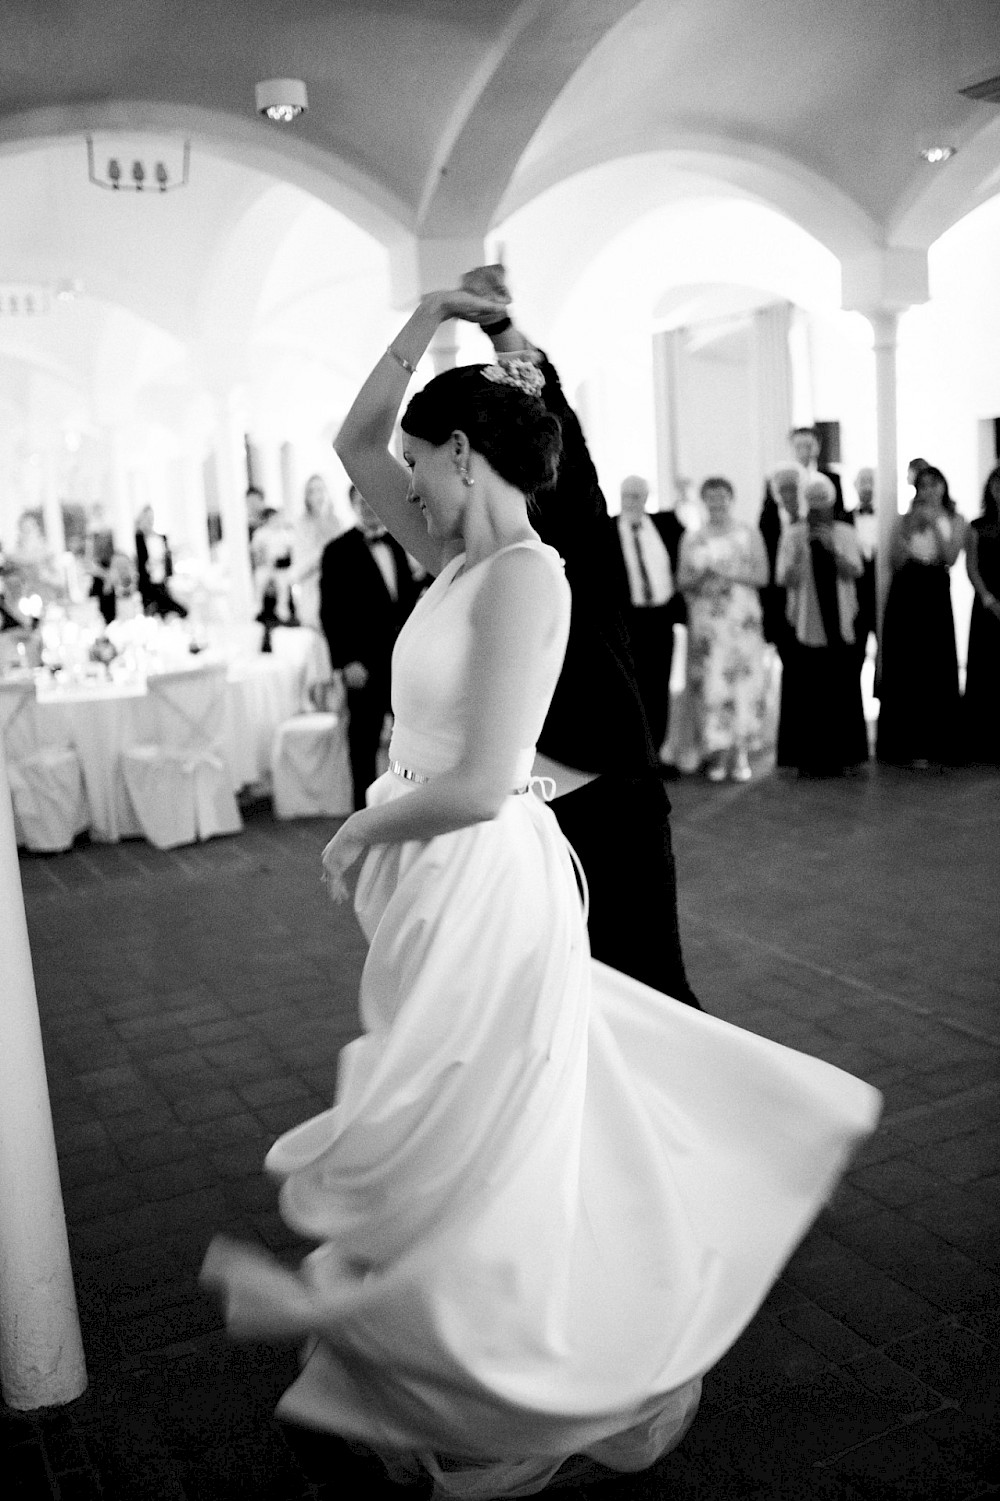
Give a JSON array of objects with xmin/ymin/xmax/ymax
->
[{"xmin": 402, "ymin": 435, "xmax": 466, "ymax": 540}]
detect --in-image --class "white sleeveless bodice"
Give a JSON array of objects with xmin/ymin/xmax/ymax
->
[{"xmin": 388, "ymin": 540, "xmax": 570, "ymax": 787}]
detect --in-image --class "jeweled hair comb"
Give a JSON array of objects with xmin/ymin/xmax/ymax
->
[{"xmin": 481, "ymin": 357, "xmax": 545, "ymax": 397}]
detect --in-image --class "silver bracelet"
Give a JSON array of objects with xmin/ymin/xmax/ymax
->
[{"xmin": 386, "ymin": 345, "xmax": 416, "ymax": 375}]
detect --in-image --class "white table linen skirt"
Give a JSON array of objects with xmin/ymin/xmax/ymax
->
[{"xmin": 6, "ymin": 655, "xmax": 303, "ymax": 842}]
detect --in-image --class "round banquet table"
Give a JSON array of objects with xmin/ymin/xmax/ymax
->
[{"xmin": 4, "ymin": 654, "xmax": 304, "ymax": 842}]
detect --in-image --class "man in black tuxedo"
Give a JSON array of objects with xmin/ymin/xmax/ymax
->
[
  {"xmin": 613, "ymin": 474, "xmax": 686, "ymax": 756},
  {"xmin": 319, "ymin": 487, "xmax": 420, "ymax": 808}
]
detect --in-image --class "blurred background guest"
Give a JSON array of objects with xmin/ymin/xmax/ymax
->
[
  {"xmin": 876, "ymin": 465, "xmax": 965, "ymax": 767},
  {"xmin": 614, "ymin": 473, "xmax": 686, "ymax": 758},
  {"xmin": 85, "ymin": 502, "xmax": 118, "ymax": 624},
  {"xmin": 319, "ymin": 485, "xmax": 421, "ymax": 808},
  {"xmin": 963, "ymin": 464, "xmax": 1000, "ymax": 765},
  {"xmin": 251, "ymin": 506, "xmax": 296, "ymax": 628},
  {"xmin": 135, "ymin": 504, "xmax": 188, "ymax": 619},
  {"xmin": 851, "ymin": 467, "xmax": 878, "ymax": 667},
  {"xmin": 4, "ymin": 511, "xmax": 64, "ymax": 614},
  {"xmin": 245, "ymin": 484, "xmax": 267, "ymax": 542},
  {"xmin": 776, "ymin": 473, "xmax": 867, "ymax": 776},
  {"xmin": 905, "ymin": 457, "xmax": 930, "ymax": 494},
  {"xmin": 0, "ymin": 529, "xmax": 26, "ymax": 628},
  {"xmin": 677, "ymin": 476, "xmax": 769, "ymax": 782},
  {"xmin": 790, "ymin": 425, "xmax": 846, "ymax": 517},
  {"xmin": 758, "ymin": 463, "xmax": 803, "ymax": 766},
  {"xmin": 289, "ymin": 474, "xmax": 342, "ymax": 631}
]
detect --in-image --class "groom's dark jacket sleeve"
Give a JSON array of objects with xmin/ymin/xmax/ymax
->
[{"xmin": 529, "ymin": 354, "xmax": 657, "ymax": 775}]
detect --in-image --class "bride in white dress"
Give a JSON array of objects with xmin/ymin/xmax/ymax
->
[{"xmin": 202, "ymin": 288, "xmax": 881, "ymax": 1498}]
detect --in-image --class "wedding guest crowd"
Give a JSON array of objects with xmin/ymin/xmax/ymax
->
[
  {"xmin": 1, "ymin": 435, "xmax": 995, "ymax": 784},
  {"xmin": 625, "ymin": 433, "xmax": 995, "ymax": 783}
]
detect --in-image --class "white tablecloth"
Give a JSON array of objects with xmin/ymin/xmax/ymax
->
[{"xmin": 5, "ymin": 654, "xmax": 304, "ymax": 842}]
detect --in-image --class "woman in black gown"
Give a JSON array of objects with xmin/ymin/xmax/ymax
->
[
  {"xmin": 776, "ymin": 473, "xmax": 868, "ymax": 775},
  {"xmin": 876, "ymin": 466, "xmax": 965, "ymax": 766},
  {"xmin": 963, "ymin": 465, "xmax": 1000, "ymax": 764}
]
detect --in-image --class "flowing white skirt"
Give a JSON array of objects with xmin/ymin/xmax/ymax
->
[{"xmin": 203, "ymin": 771, "xmax": 881, "ymax": 1498}]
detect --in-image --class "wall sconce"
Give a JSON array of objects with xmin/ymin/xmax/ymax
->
[
  {"xmin": 87, "ymin": 136, "xmax": 191, "ymax": 191},
  {"xmin": 0, "ymin": 283, "xmax": 53, "ymax": 315}
]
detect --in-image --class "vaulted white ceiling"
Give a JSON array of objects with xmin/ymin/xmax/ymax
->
[
  {"xmin": 1, "ymin": 0, "xmax": 999, "ymax": 474},
  {"xmin": 4, "ymin": 0, "xmax": 999, "ymax": 250}
]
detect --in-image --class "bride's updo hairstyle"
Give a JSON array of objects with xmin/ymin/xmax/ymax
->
[{"xmin": 401, "ymin": 365, "xmax": 562, "ymax": 495}]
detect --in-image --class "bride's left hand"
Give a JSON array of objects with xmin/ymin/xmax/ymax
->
[{"xmin": 321, "ymin": 818, "xmax": 366, "ymax": 903}]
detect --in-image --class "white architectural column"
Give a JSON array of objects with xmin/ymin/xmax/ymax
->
[
  {"xmin": 0, "ymin": 745, "xmax": 87, "ymax": 1409},
  {"xmin": 40, "ymin": 445, "xmax": 66, "ymax": 555},
  {"xmin": 870, "ymin": 310, "xmax": 901, "ymax": 623},
  {"xmin": 254, "ymin": 441, "xmax": 284, "ymax": 515},
  {"xmin": 652, "ymin": 330, "xmax": 685, "ymax": 513},
  {"xmin": 752, "ymin": 302, "xmax": 794, "ymax": 478},
  {"xmin": 842, "ymin": 247, "xmax": 929, "ymax": 628},
  {"xmin": 429, "ymin": 323, "xmax": 461, "ymax": 375},
  {"xmin": 178, "ymin": 452, "xmax": 211, "ymax": 567},
  {"xmin": 280, "ymin": 442, "xmax": 297, "ymax": 514},
  {"xmin": 397, "ymin": 234, "xmax": 490, "ymax": 375},
  {"xmin": 212, "ymin": 395, "xmax": 254, "ymax": 624},
  {"xmin": 106, "ymin": 429, "xmax": 135, "ymax": 554}
]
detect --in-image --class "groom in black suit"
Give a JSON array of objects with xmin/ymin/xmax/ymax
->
[
  {"xmin": 319, "ymin": 487, "xmax": 421, "ymax": 808},
  {"xmin": 459, "ymin": 264, "xmax": 700, "ymax": 1009}
]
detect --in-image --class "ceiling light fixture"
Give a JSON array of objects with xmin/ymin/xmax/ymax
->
[
  {"xmin": 255, "ymin": 78, "xmax": 308, "ymax": 122},
  {"xmin": 919, "ymin": 144, "xmax": 956, "ymax": 164}
]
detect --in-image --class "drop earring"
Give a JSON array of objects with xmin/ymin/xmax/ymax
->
[{"xmin": 459, "ymin": 466, "xmax": 475, "ymax": 488}]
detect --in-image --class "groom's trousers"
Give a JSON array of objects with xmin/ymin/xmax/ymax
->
[{"xmin": 550, "ymin": 770, "xmax": 701, "ymax": 1009}]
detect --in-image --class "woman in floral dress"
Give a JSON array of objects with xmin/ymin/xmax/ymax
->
[{"xmin": 677, "ymin": 477, "xmax": 770, "ymax": 781}]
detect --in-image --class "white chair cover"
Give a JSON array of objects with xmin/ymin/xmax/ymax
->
[
  {"xmin": 270, "ymin": 627, "xmax": 335, "ymax": 711},
  {"xmin": 0, "ymin": 680, "xmax": 89, "ymax": 852},
  {"xmin": 271, "ymin": 711, "xmax": 353, "ymax": 820},
  {"xmin": 120, "ymin": 664, "xmax": 243, "ymax": 849}
]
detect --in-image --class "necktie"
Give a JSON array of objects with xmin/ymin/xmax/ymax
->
[{"xmin": 631, "ymin": 522, "xmax": 654, "ymax": 606}]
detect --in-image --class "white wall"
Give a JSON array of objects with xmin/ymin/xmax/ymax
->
[{"xmin": 498, "ymin": 193, "xmax": 865, "ymax": 514}]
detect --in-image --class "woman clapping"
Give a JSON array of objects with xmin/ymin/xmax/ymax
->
[{"xmin": 776, "ymin": 474, "xmax": 868, "ymax": 775}]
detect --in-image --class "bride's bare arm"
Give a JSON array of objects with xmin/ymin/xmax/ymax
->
[
  {"xmin": 322, "ymin": 549, "xmax": 563, "ymax": 893},
  {"xmin": 334, "ymin": 289, "xmax": 507, "ymax": 577}
]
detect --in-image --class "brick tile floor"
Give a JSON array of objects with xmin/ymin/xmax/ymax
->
[{"xmin": 3, "ymin": 765, "xmax": 999, "ymax": 1499}]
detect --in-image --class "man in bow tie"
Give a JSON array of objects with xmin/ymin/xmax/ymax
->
[{"xmin": 319, "ymin": 486, "xmax": 421, "ymax": 808}]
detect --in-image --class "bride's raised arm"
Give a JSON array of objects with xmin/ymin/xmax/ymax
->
[{"xmin": 334, "ymin": 289, "xmax": 507, "ymax": 577}]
